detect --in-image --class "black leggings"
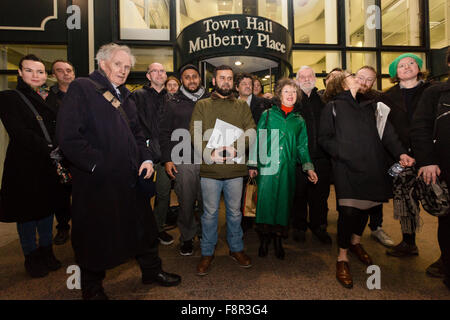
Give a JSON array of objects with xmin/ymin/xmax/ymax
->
[{"xmin": 337, "ymin": 206, "xmax": 370, "ymax": 249}]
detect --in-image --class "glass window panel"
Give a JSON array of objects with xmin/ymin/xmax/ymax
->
[
  {"xmin": 130, "ymin": 47, "xmax": 173, "ymax": 72},
  {"xmin": 0, "ymin": 44, "xmax": 67, "ymax": 71},
  {"xmin": 346, "ymin": 52, "xmax": 377, "ymax": 71},
  {"xmin": 381, "ymin": 51, "xmax": 426, "ymax": 75},
  {"xmin": 177, "ymin": 0, "xmax": 287, "ymax": 35},
  {"xmin": 293, "ymin": 0, "xmax": 338, "ymax": 44},
  {"xmin": 345, "ymin": 0, "xmax": 377, "ymax": 47},
  {"xmin": 382, "ymin": 77, "xmax": 395, "ymax": 90},
  {"xmin": 429, "ymin": 0, "xmax": 448, "ymax": 49},
  {"xmin": 293, "ymin": 50, "xmax": 341, "ymax": 74},
  {"xmin": 120, "ymin": 0, "xmax": 170, "ymax": 40},
  {"xmin": 381, "ymin": 0, "xmax": 423, "ymax": 46}
]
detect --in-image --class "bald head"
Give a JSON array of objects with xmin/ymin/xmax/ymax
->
[{"xmin": 147, "ymin": 62, "xmax": 167, "ymax": 91}]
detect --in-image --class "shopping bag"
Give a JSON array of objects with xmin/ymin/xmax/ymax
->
[{"xmin": 243, "ymin": 177, "xmax": 257, "ymax": 217}]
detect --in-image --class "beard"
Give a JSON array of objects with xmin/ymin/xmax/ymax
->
[
  {"xmin": 184, "ymin": 84, "xmax": 200, "ymax": 93},
  {"xmin": 215, "ymin": 85, "xmax": 233, "ymax": 97}
]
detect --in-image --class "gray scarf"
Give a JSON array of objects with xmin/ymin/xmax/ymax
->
[{"xmin": 180, "ymin": 85, "xmax": 205, "ymax": 102}]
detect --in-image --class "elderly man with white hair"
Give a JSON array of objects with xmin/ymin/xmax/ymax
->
[
  {"xmin": 291, "ymin": 66, "xmax": 333, "ymax": 244},
  {"xmin": 56, "ymin": 43, "xmax": 181, "ymax": 300}
]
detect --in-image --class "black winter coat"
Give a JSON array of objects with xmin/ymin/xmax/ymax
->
[
  {"xmin": 296, "ymin": 87, "xmax": 328, "ymax": 160},
  {"xmin": 249, "ymin": 95, "xmax": 272, "ymax": 124},
  {"xmin": 411, "ymin": 80, "xmax": 450, "ymax": 180},
  {"xmin": 131, "ymin": 85, "xmax": 168, "ymax": 163},
  {"xmin": 382, "ymin": 82, "xmax": 432, "ymax": 154},
  {"xmin": 0, "ymin": 77, "xmax": 64, "ymax": 223},
  {"xmin": 56, "ymin": 71, "xmax": 156, "ymax": 271},
  {"xmin": 319, "ymin": 91, "xmax": 406, "ymax": 202},
  {"xmin": 159, "ymin": 90, "xmax": 209, "ymax": 164}
]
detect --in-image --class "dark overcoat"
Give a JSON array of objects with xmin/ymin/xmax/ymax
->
[
  {"xmin": 56, "ymin": 71, "xmax": 157, "ymax": 271},
  {"xmin": 381, "ymin": 82, "xmax": 431, "ymax": 153},
  {"xmin": 318, "ymin": 91, "xmax": 406, "ymax": 202},
  {"xmin": 0, "ymin": 77, "xmax": 63, "ymax": 223}
]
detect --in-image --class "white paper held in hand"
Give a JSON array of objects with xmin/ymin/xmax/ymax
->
[
  {"xmin": 206, "ymin": 119, "xmax": 244, "ymax": 163},
  {"xmin": 376, "ymin": 102, "xmax": 391, "ymax": 139}
]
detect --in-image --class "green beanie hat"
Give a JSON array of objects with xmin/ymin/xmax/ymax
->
[{"xmin": 389, "ymin": 53, "xmax": 423, "ymax": 78}]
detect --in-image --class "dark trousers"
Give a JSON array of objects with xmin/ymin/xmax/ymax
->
[
  {"xmin": 80, "ymin": 242, "xmax": 161, "ymax": 294},
  {"xmin": 368, "ymin": 204, "xmax": 383, "ymax": 231},
  {"xmin": 337, "ymin": 206, "xmax": 370, "ymax": 249},
  {"xmin": 292, "ymin": 159, "xmax": 331, "ymax": 231},
  {"xmin": 80, "ymin": 203, "xmax": 162, "ymax": 294},
  {"xmin": 55, "ymin": 186, "xmax": 72, "ymax": 231}
]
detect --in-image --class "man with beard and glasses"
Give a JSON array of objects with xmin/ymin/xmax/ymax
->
[
  {"xmin": 132, "ymin": 62, "xmax": 174, "ymax": 246},
  {"xmin": 355, "ymin": 66, "xmax": 395, "ymax": 248},
  {"xmin": 159, "ymin": 65, "xmax": 209, "ymax": 256},
  {"xmin": 189, "ymin": 65, "xmax": 256, "ymax": 276},
  {"xmin": 291, "ymin": 66, "xmax": 332, "ymax": 244}
]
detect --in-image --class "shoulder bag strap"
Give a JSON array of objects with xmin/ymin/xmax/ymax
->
[
  {"xmin": 86, "ymin": 78, "xmax": 131, "ymax": 129},
  {"xmin": 14, "ymin": 89, "xmax": 53, "ymax": 147}
]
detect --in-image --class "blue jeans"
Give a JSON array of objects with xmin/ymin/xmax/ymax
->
[
  {"xmin": 16, "ymin": 215, "xmax": 54, "ymax": 256},
  {"xmin": 200, "ymin": 177, "xmax": 244, "ymax": 256}
]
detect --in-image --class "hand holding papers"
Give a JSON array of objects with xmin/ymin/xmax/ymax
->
[
  {"xmin": 376, "ymin": 102, "xmax": 391, "ymax": 139},
  {"xmin": 206, "ymin": 119, "xmax": 244, "ymax": 163}
]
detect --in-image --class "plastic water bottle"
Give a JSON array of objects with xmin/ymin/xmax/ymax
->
[{"xmin": 388, "ymin": 162, "xmax": 405, "ymax": 177}]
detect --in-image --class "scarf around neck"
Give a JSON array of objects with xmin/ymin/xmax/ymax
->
[{"xmin": 180, "ymin": 85, "xmax": 205, "ymax": 102}]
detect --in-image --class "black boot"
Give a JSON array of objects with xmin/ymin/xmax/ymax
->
[
  {"xmin": 24, "ymin": 249, "xmax": 49, "ymax": 278},
  {"xmin": 39, "ymin": 245, "xmax": 62, "ymax": 271},
  {"xmin": 273, "ymin": 235, "xmax": 285, "ymax": 260},
  {"xmin": 258, "ymin": 233, "xmax": 271, "ymax": 257}
]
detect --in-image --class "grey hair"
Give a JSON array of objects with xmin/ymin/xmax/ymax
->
[
  {"xmin": 95, "ymin": 43, "xmax": 136, "ymax": 69},
  {"xmin": 296, "ymin": 66, "xmax": 315, "ymax": 79}
]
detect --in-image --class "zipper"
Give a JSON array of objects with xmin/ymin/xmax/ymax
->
[{"xmin": 436, "ymin": 111, "xmax": 450, "ymax": 121}]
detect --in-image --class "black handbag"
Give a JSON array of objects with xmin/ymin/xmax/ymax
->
[{"xmin": 14, "ymin": 90, "xmax": 71, "ymax": 185}]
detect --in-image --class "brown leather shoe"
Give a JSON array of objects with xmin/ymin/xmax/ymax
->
[
  {"xmin": 197, "ymin": 256, "xmax": 214, "ymax": 276},
  {"xmin": 349, "ymin": 243, "xmax": 373, "ymax": 266},
  {"xmin": 229, "ymin": 251, "xmax": 252, "ymax": 268},
  {"xmin": 336, "ymin": 261, "xmax": 353, "ymax": 289}
]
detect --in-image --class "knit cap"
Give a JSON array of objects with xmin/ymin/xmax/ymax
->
[{"xmin": 389, "ymin": 53, "xmax": 423, "ymax": 78}]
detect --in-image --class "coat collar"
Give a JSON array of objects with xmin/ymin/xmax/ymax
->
[
  {"xmin": 16, "ymin": 76, "xmax": 54, "ymax": 112},
  {"xmin": 89, "ymin": 70, "xmax": 131, "ymax": 101}
]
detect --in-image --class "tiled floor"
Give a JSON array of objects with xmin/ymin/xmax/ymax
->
[{"xmin": 0, "ymin": 187, "xmax": 449, "ymax": 300}]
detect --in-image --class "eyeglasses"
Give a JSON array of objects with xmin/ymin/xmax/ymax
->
[
  {"xmin": 398, "ymin": 61, "xmax": 417, "ymax": 69},
  {"xmin": 345, "ymin": 73, "xmax": 355, "ymax": 78},
  {"xmin": 357, "ymin": 76, "xmax": 375, "ymax": 83}
]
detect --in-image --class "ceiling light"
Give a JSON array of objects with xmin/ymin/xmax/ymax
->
[
  {"xmin": 264, "ymin": 75, "xmax": 270, "ymax": 79},
  {"xmin": 235, "ymin": 61, "xmax": 243, "ymax": 66}
]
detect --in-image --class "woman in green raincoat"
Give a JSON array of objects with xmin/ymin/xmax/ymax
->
[{"xmin": 249, "ymin": 78, "xmax": 318, "ymax": 260}]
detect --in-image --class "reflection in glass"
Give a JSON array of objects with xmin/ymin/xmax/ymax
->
[
  {"xmin": 0, "ymin": 44, "xmax": 67, "ymax": 71},
  {"xmin": 120, "ymin": 0, "xmax": 170, "ymax": 40},
  {"xmin": 381, "ymin": 0, "xmax": 422, "ymax": 46},
  {"xmin": 130, "ymin": 47, "xmax": 173, "ymax": 72},
  {"xmin": 347, "ymin": 52, "xmax": 377, "ymax": 73},
  {"xmin": 177, "ymin": 0, "xmax": 286, "ymax": 34},
  {"xmin": 293, "ymin": 50, "xmax": 341, "ymax": 75},
  {"xmin": 294, "ymin": 0, "xmax": 338, "ymax": 44},
  {"xmin": 345, "ymin": 0, "xmax": 376, "ymax": 47},
  {"xmin": 429, "ymin": 0, "xmax": 448, "ymax": 49}
]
